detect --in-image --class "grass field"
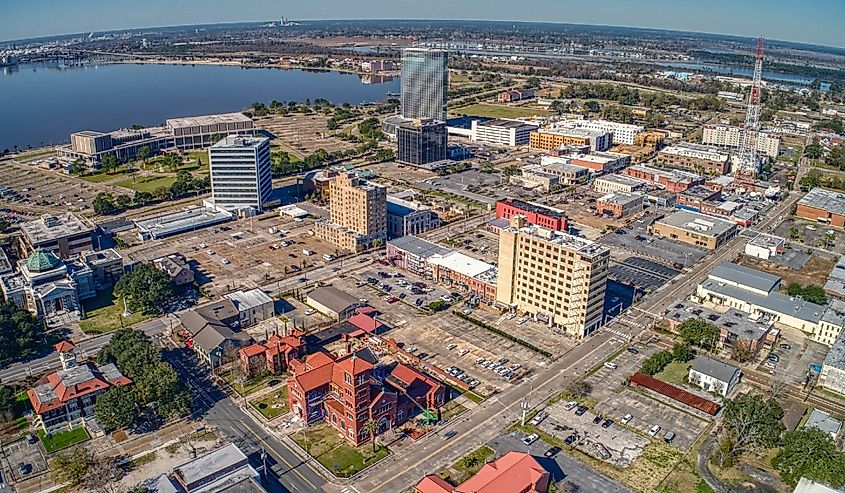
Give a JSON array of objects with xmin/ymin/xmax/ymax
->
[
  {"xmin": 80, "ymin": 288, "xmax": 149, "ymax": 335},
  {"xmin": 292, "ymin": 423, "xmax": 388, "ymax": 478},
  {"xmin": 115, "ymin": 175, "xmax": 177, "ymax": 193},
  {"xmin": 654, "ymin": 361, "xmax": 692, "ymax": 386},
  {"xmin": 38, "ymin": 427, "xmax": 89, "ymax": 454},
  {"xmin": 81, "ymin": 167, "xmax": 132, "ymax": 183},
  {"xmin": 440, "ymin": 401, "xmax": 467, "ymax": 422},
  {"xmin": 221, "ymin": 372, "xmax": 276, "ymax": 397},
  {"xmin": 249, "ymin": 387, "xmax": 289, "ymax": 420},
  {"xmin": 453, "ymin": 103, "xmax": 552, "ymax": 119}
]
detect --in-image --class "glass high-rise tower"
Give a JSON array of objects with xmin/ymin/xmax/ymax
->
[{"xmin": 400, "ymin": 48, "xmax": 448, "ymax": 121}]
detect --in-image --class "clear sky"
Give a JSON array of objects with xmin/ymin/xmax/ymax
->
[{"xmin": 2, "ymin": 0, "xmax": 843, "ymax": 48}]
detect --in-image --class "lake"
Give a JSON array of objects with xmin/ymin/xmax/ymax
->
[{"xmin": 0, "ymin": 62, "xmax": 401, "ymax": 151}]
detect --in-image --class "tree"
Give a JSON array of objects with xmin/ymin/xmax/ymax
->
[
  {"xmin": 0, "ymin": 385, "xmax": 17, "ymax": 422},
  {"xmin": 113, "ymin": 263, "xmax": 176, "ymax": 316},
  {"xmin": 0, "ymin": 302, "xmax": 42, "ymax": 365},
  {"xmin": 678, "ymin": 318, "xmax": 719, "ymax": 350},
  {"xmin": 803, "ymin": 143, "xmax": 824, "ymax": 160},
  {"xmin": 671, "ymin": 342, "xmax": 693, "ymax": 362},
  {"xmin": 802, "ymin": 284, "xmax": 828, "ymax": 305},
  {"xmin": 641, "ymin": 350, "xmax": 673, "ymax": 375},
  {"xmin": 133, "ymin": 191, "xmax": 153, "ymax": 207},
  {"xmin": 94, "ymin": 385, "xmax": 138, "ymax": 430},
  {"xmin": 584, "ymin": 100, "xmax": 601, "ymax": 113},
  {"xmin": 731, "ymin": 341, "xmax": 755, "ymax": 363},
  {"xmin": 100, "ymin": 154, "xmax": 119, "ymax": 174},
  {"xmin": 68, "ymin": 158, "xmax": 87, "ymax": 175},
  {"xmin": 98, "ymin": 329, "xmax": 161, "ymax": 378},
  {"xmin": 525, "ymin": 77, "xmax": 540, "ymax": 88},
  {"xmin": 92, "ymin": 192, "xmax": 117, "ymax": 215},
  {"xmin": 786, "ymin": 282, "xmax": 803, "ymax": 296},
  {"xmin": 115, "ymin": 195, "xmax": 132, "ymax": 211},
  {"xmin": 82, "ymin": 455, "xmax": 123, "ymax": 493},
  {"xmin": 565, "ymin": 380, "xmax": 592, "ymax": 399},
  {"xmin": 137, "ymin": 146, "xmax": 151, "ymax": 166},
  {"xmin": 773, "ymin": 428, "xmax": 845, "ymax": 488},
  {"xmin": 363, "ymin": 419, "xmax": 380, "ymax": 452},
  {"xmin": 135, "ymin": 362, "xmax": 190, "ymax": 418},
  {"xmin": 721, "ymin": 394, "xmax": 784, "ymax": 462},
  {"xmin": 50, "ymin": 447, "xmax": 92, "ymax": 485},
  {"xmin": 788, "ymin": 227, "xmax": 800, "ymax": 240}
]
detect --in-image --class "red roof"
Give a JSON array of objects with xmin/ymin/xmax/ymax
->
[
  {"xmin": 629, "ymin": 372, "xmax": 721, "ymax": 415},
  {"xmin": 347, "ymin": 313, "xmax": 382, "ymax": 334},
  {"xmin": 335, "ymin": 353, "xmax": 374, "ymax": 376},
  {"xmin": 28, "ymin": 363, "xmax": 131, "ymax": 414},
  {"xmin": 290, "ymin": 351, "xmax": 337, "ymax": 392},
  {"xmin": 416, "ymin": 452, "xmax": 549, "ymax": 493},
  {"xmin": 355, "ymin": 306, "xmax": 377, "ymax": 315},
  {"xmin": 239, "ymin": 344, "xmax": 267, "ymax": 358},
  {"xmin": 54, "ymin": 340, "xmax": 76, "ymax": 353}
]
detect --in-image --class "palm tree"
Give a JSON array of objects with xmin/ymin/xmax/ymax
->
[{"xmin": 363, "ymin": 420, "xmax": 380, "ymax": 453}]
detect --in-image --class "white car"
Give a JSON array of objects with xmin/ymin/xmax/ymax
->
[
  {"xmin": 446, "ymin": 343, "xmax": 457, "ymax": 350},
  {"xmin": 648, "ymin": 425, "xmax": 661, "ymax": 437},
  {"xmin": 563, "ymin": 400, "xmax": 578, "ymax": 411},
  {"xmin": 521, "ymin": 433, "xmax": 539, "ymax": 446},
  {"xmin": 304, "ymin": 308, "xmax": 316, "ymax": 316},
  {"xmin": 457, "ymin": 349, "xmax": 469, "ymax": 356},
  {"xmin": 622, "ymin": 413, "xmax": 633, "ymax": 424},
  {"xmin": 603, "ymin": 361, "xmax": 619, "ymax": 370}
]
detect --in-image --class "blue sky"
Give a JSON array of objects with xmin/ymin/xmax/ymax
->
[{"xmin": 2, "ymin": 0, "xmax": 843, "ymax": 48}]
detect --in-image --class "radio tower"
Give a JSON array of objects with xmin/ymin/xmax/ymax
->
[{"xmin": 737, "ymin": 36, "xmax": 765, "ymax": 179}]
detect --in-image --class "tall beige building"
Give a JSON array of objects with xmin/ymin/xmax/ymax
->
[
  {"xmin": 497, "ymin": 215, "xmax": 610, "ymax": 338},
  {"xmin": 313, "ymin": 173, "xmax": 387, "ymax": 251}
]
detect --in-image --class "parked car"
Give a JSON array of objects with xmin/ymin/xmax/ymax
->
[
  {"xmin": 563, "ymin": 400, "xmax": 578, "ymax": 411},
  {"xmin": 593, "ymin": 415, "xmax": 603, "ymax": 425},
  {"xmin": 446, "ymin": 343, "xmax": 457, "ymax": 350},
  {"xmin": 768, "ymin": 353, "xmax": 780, "ymax": 362},
  {"xmin": 304, "ymin": 308, "xmax": 316, "ymax": 316},
  {"xmin": 664, "ymin": 431, "xmax": 676, "ymax": 443},
  {"xmin": 442, "ymin": 431, "xmax": 457, "ymax": 440},
  {"xmin": 521, "ymin": 433, "xmax": 539, "ymax": 446},
  {"xmin": 626, "ymin": 347, "xmax": 639, "ymax": 354},
  {"xmin": 544, "ymin": 446, "xmax": 562, "ymax": 458},
  {"xmin": 602, "ymin": 419, "xmax": 614, "ymax": 428},
  {"xmin": 575, "ymin": 405, "xmax": 588, "ymax": 416},
  {"xmin": 603, "ymin": 361, "xmax": 619, "ymax": 370},
  {"xmin": 529, "ymin": 411, "xmax": 548, "ymax": 427},
  {"xmin": 649, "ymin": 425, "xmax": 661, "ymax": 437},
  {"xmin": 779, "ymin": 343, "xmax": 792, "ymax": 350},
  {"xmin": 564, "ymin": 434, "xmax": 577, "ymax": 445},
  {"xmin": 621, "ymin": 413, "xmax": 633, "ymax": 424}
]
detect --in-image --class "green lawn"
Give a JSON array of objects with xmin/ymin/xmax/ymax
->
[
  {"xmin": 292, "ymin": 423, "xmax": 388, "ymax": 478},
  {"xmin": 449, "ymin": 445, "xmax": 495, "ymax": 483},
  {"xmin": 81, "ymin": 167, "xmax": 132, "ymax": 183},
  {"xmin": 221, "ymin": 372, "xmax": 275, "ymax": 397},
  {"xmin": 654, "ymin": 361, "xmax": 692, "ymax": 386},
  {"xmin": 249, "ymin": 387, "xmax": 289, "ymax": 420},
  {"xmin": 38, "ymin": 427, "xmax": 89, "ymax": 454},
  {"xmin": 461, "ymin": 390, "xmax": 485, "ymax": 404},
  {"xmin": 115, "ymin": 175, "xmax": 177, "ymax": 193},
  {"xmin": 440, "ymin": 401, "xmax": 467, "ymax": 422},
  {"xmin": 453, "ymin": 103, "xmax": 552, "ymax": 119},
  {"xmin": 80, "ymin": 288, "xmax": 149, "ymax": 335}
]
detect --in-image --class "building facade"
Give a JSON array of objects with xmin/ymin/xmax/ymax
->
[
  {"xmin": 208, "ymin": 135, "xmax": 272, "ymax": 213},
  {"xmin": 624, "ymin": 165, "xmax": 704, "ymax": 193},
  {"xmin": 495, "ymin": 198, "xmax": 568, "ymax": 232},
  {"xmin": 386, "ymin": 195, "xmax": 440, "ymax": 238},
  {"xmin": 529, "ymin": 128, "xmax": 612, "ymax": 153},
  {"xmin": 401, "ymin": 48, "xmax": 448, "ymax": 121},
  {"xmin": 496, "ymin": 215, "xmax": 609, "ymax": 337},
  {"xmin": 314, "ymin": 173, "xmax": 387, "ymax": 251},
  {"xmin": 472, "ymin": 119, "xmax": 537, "ymax": 146},
  {"xmin": 702, "ymin": 124, "xmax": 780, "ymax": 158},
  {"xmin": 797, "ymin": 188, "xmax": 845, "ymax": 228},
  {"xmin": 596, "ymin": 192, "xmax": 644, "ymax": 218},
  {"xmin": 397, "ymin": 119, "xmax": 448, "ymax": 166},
  {"xmin": 20, "ymin": 213, "xmax": 95, "ymax": 259},
  {"xmin": 592, "ymin": 174, "xmax": 646, "ymax": 194},
  {"xmin": 557, "ymin": 120, "xmax": 644, "ymax": 145},
  {"xmin": 657, "ymin": 143, "xmax": 732, "ymax": 175},
  {"xmin": 648, "ymin": 210, "xmax": 738, "ymax": 250}
]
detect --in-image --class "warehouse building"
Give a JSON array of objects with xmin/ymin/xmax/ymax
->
[
  {"xmin": 796, "ymin": 188, "xmax": 845, "ymax": 228},
  {"xmin": 648, "ymin": 210, "xmax": 738, "ymax": 250}
]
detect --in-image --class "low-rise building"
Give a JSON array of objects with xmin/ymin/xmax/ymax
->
[
  {"xmin": 592, "ymin": 174, "xmax": 646, "ymax": 194},
  {"xmin": 804, "ymin": 408, "xmax": 842, "ymax": 439},
  {"xmin": 648, "ymin": 210, "xmax": 738, "ymax": 250},
  {"xmin": 178, "ymin": 299, "xmax": 251, "ymax": 368},
  {"xmin": 20, "ymin": 213, "xmax": 95, "ymax": 259},
  {"xmin": 745, "ymin": 234, "xmax": 785, "ymax": 260},
  {"xmin": 495, "ymin": 198, "xmax": 568, "ymax": 232},
  {"xmin": 825, "ymin": 255, "xmax": 845, "ymax": 299},
  {"xmin": 498, "ymin": 89, "xmax": 535, "ymax": 102},
  {"xmin": 154, "ymin": 443, "xmax": 263, "ymax": 493},
  {"xmin": 517, "ymin": 161, "xmax": 588, "ymax": 189},
  {"xmin": 596, "ymin": 192, "xmax": 644, "ymax": 218},
  {"xmin": 555, "ymin": 119, "xmax": 644, "ymax": 145},
  {"xmin": 657, "ymin": 143, "xmax": 732, "ymax": 175},
  {"xmin": 797, "ymin": 188, "xmax": 845, "ymax": 228},
  {"xmin": 529, "ymin": 128, "xmax": 612, "ymax": 152},
  {"xmin": 239, "ymin": 331, "xmax": 305, "ymax": 379},
  {"xmin": 428, "ymin": 251, "xmax": 498, "ymax": 303},
  {"xmin": 28, "ymin": 341, "xmax": 131, "ymax": 434},
  {"xmin": 415, "ymin": 452, "xmax": 550, "ymax": 493},
  {"xmin": 135, "ymin": 206, "xmax": 234, "ymax": 241},
  {"xmin": 224, "ymin": 288, "xmax": 275, "ymax": 328},
  {"xmin": 624, "ymin": 165, "xmax": 704, "ymax": 192},
  {"xmin": 306, "ymin": 286, "xmax": 364, "ymax": 321},
  {"xmin": 386, "ymin": 235, "xmax": 451, "ymax": 279},
  {"xmin": 387, "ymin": 194, "xmax": 440, "ymax": 238},
  {"xmin": 471, "ymin": 119, "xmax": 537, "ymax": 146},
  {"xmin": 555, "ymin": 151, "xmax": 631, "ymax": 174},
  {"xmin": 821, "ymin": 328, "xmax": 845, "ymax": 394},
  {"xmin": 676, "ymin": 186, "xmax": 722, "ymax": 212},
  {"xmin": 663, "ymin": 301, "xmax": 776, "ymax": 357},
  {"xmin": 153, "ymin": 254, "xmax": 195, "ymax": 286},
  {"xmin": 688, "ymin": 355, "xmax": 741, "ymax": 397}
]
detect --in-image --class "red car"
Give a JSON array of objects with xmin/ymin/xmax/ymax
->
[{"xmin": 386, "ymin": 296, "xmax": 400, "ymax": 304}]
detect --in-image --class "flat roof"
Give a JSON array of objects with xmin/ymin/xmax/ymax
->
[
  {"xmin": 478, "ymin": 119, "xmax": 537, "ymax": 130},
  {"xmin": 825, "ymin": 326, "xmax": 845, "ymax": 370},
  {"xmin": 536, "ymin": 127, "xmax": 609, "ymax": 138},
  {"xmin": 388, "ymin": 235, "xmax": 450, "ymax": 259},
  {"xmin": 498, "ymin": 197, "xmax": 566, "ymax": 219},
  {"xmin": 595, "ymin": 174, "xmax": 645, "ymax": 187},
  {"xmin": 748, "ymin": 233, "xmax": 785, "ymax": 249},
  {"xmin": 428, "ymin": 251, "xmax": 496, "ymax": 280},
  {"xmin": 598, "ymin": 192, "xmax": 643, "ymax": 206},
  {"xmin": 805, "ymin": 408, "xmax": 842, "ymax": 436},
  {"xmin": 508, "ymin": 224, "xmax": 609, "ymax": 258},
  {"xmin": 21, "ymin": 213, "xmax": 94, "ymax": 244},
  {"xmin": 173, "ymin": 443, "xmax": 253, "ymax": 489},
  {"xmin": 660, "ymin": 143, "xmax": 730, "ymax": 162},
  {"xmin": 165, "ymin": 112, "xmax": 252, "ymax": 129},
  {"xmin": 665, "ymin": 301, "xmax": 773, "ymax": 342},
  {"xmin": 211, "ymin": 135, "xmax": 268, "ymax": 148},
  {"xmin": 681, "ymin": 186, "xmax": 720, "ymax": 200},
  {"xmin": 699, "ymin": 279, "xmax": 826, "ymax": 324},
  {"xmin": 799, "ymin": 187, "xmax": 845, "ymax": 216},
  {"xmin": 710, "ymin": 263, "xmax": 781, "ymax": 293},
  {"xmin": 135, "ymin": 206, "xmax": 234, "ymax": 240},
  {"xmin": 628, "ymin": 164, "xmax": 703, "ymax": 183},
  {"xmin": 655, "ymin": 210, "xmax": 736, "ymax": 236},
  {"xmin": 825, "ymin": 255, "xmax": 845, "ymax": 298},
  {"xmin": 225, "ymin": 289, "xmax": 273, "ymax": 311}
]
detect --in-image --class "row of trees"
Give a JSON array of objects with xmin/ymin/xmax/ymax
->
[
  {"xmin": 94, "ymin": 329, "xmax": 191, "ymax": 430},
  {"xmin": 0, "ymin": 302, "xmax": 42, "ymax": 366},
  {"xmin": 785, "ymin": 282, "xmax": 828, "ymax": 305},
  {"xmin": 92, "ymin": 171, "xmax": 210, "ymax": 215},
  {"xmin": 640, "ymin": 341, "xmax": 693, "ymax": 375}
]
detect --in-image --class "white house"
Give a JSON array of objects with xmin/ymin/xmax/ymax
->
[{"xmin": 688, "ymin": 355, "xmax": 741, "ymax": 397}]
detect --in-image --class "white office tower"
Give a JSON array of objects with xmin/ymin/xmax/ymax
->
[
  {"xmin": 401, "ymin": 48, "xmax": 448, "ymax": 121},
  {"xmin": 208, "ymin": 136, "xmax": 272, "ymax": 213}
]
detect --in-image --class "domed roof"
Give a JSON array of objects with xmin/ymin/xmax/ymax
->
[{"xmin": 26, "ymin": 249, "xmax": 63, "ymax": 273}]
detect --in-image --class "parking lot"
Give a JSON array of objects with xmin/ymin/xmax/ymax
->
[
  {"xmin": 442, "ymin": 230, "xmax": 499, "ymax": 264},
  {"xmin": 775, "ymin": 217, "xmax": 845, "ymax": 256},
  {"xmin": 255, "ymin": 113, "xmax": 359, "ymax": 157},
  {"xmin": 758, "ymin": 327, "xmax": 830, "ymax": 384},
  {"xmin": 0, "ymin": 160, "xmax": 107, "ymax": 215},
  {"xmin": 1, "ymin": 437, "xmax": 47, "ymax": 484},
  {"xmin": 582, "ymin": 343, "xmax": 711, "ymax": 451},
  {"xmin": 469, "ymin": 308, "xmax": 578, "ymax": 356},
  {"xmin": 352, "ymin": 267, "xmax": 453, "ymax": 310},
  {"xmin": 601, "ymin": 215, "xmax": 708, "ymax": 267},
  {"xmin": 609, "ymin": 257, "xmax": 683, "ymax": 291}
]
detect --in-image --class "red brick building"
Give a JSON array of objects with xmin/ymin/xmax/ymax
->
[
  {"xmin": 415, "ymin": 451, "xmax": 550, "ymax": 493},
  {"xmin": 495, "ymin": 198, "xmax": 568, "ymax": 232},
  {"xmin": 239, "ymin": 331, "xmax": 305, "ymax": 378},
  {"xmin": 624, "ymin": 165, "xmax": 704, "ymax": 193},
  {"xmin": 796, "ymin": 188, "xmax": 845, "ymax": 228},
  {"xmin": 287, "ymin": 349, "xmax": 445, "ymax": 446}
]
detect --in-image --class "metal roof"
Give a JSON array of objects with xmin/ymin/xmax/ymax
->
[
  {"xmin": 388, "ymin": 235, "xmax": 450, "ymax": 259},
  {"xmin": 225, "ymin": 289, "xmax": 273, "ymax": 311},
  {"xmin": 699, "ymin": 279, "xmax": 826, "ymax": 324},
  {"xmin": 709, "ymin": 263, "xmax": 781, "ymax": 294},
  {"xmin": 691, "ymin": 355, "xmax": 740, "ymax": 384}
]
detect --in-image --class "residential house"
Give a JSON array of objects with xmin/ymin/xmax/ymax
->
[
  {"xmin": 178, "ymin": 299, "xmax": 251, "ymax": 369},
  {"xmin": 224, "ymin": 288, "xmax": 275, "ymax": 328},
  {"xmin": 804, "ymin": 408, "xmax": 842, "ymax": 439},
  {"xmin": 306, "ymin": 286, "xmax": 364, "ymax": 321},
  {"xmin": 688, "ymin": 355, "xmax": 741, "ymax": 397},
  {"xmin": 153, "ymin": 254, "xmax": 195, "ymax": 286}
]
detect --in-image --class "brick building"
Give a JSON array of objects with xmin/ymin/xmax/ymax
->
[
  {"xmin": 239, "ymin": 331, "xmax": 305, "ymax": 378},
  {"xmin": 495, "ymin": 198, "xmax": 568, "ymax": 232},
  {"xmin": 797, "ymin": 188, "xmax": 845, "ymax": 228}
]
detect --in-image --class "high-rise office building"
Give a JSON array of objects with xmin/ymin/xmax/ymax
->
[
  {"xmin": 397, "ymin": 119, "xmax": 447, "ymax": 166},
  {"xmin": 496, "ymin": 215, "xmax": 610, "ymax": 338},
  {"xmin": 208, "ymin": 135, "xmax": 272, "ymax": 212},
  {"xmin": 313, "ymin": 173, "xmax": 387, "ymax": 251},
  {"xmin": 400, "ymin": 48, "xmax": 448, "ymax": 121}
]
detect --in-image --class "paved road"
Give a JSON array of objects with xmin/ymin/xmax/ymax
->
[
  {"xmin": 163, "ymin": 348, "xmax": 328, "ymax": 493},
  {"xmin": 0, "ymin": 317, "xmax": 169, "ymax": 385}
]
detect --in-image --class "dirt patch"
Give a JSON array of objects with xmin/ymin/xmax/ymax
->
[{"xmin": 737, "ymin": 254, "xmax": 835, "ymax": 287}]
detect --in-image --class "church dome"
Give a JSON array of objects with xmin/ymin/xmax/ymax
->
[{"xmin": 26, "ymin": 249, "xmax": 63, "ymax": 273}]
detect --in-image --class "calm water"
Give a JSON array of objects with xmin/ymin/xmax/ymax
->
[{"xmin": 0, "ymin": 62, "xmax": 400, "ymax": 151}]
